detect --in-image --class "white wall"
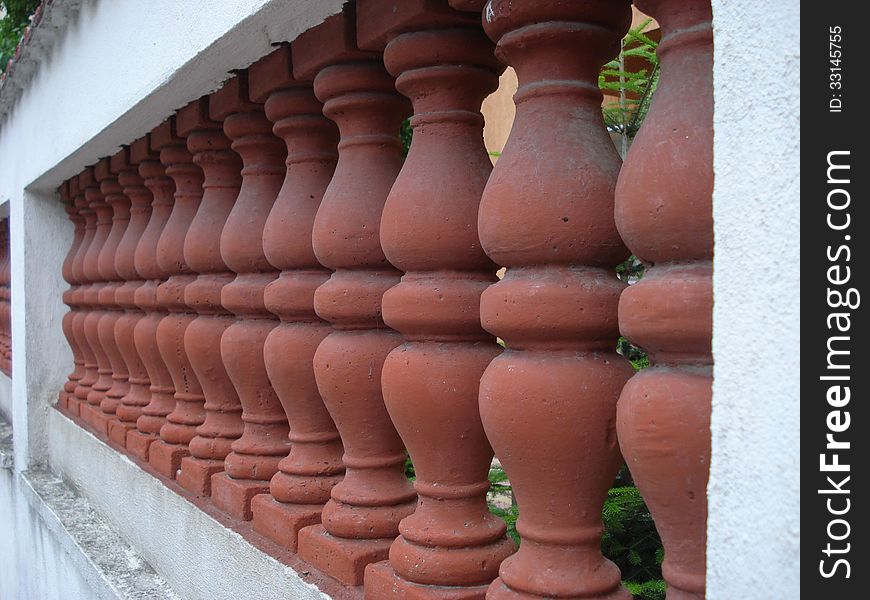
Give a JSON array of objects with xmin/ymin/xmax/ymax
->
[
  {"xmin": 708, "ymin": 0, "xmax": 800, "ymax": 597},
  {"xmin": 0, "ymin": 373, "xmax": 10, "ymax": 423}
]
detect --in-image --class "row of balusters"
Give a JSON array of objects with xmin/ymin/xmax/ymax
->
[
  {"xmin": 0, "ymin": 218, "xmax": 9, "ymax": 377},
  {"xmin": 54, "ymin": 0, "xmax": 712, "ymax": 598}
]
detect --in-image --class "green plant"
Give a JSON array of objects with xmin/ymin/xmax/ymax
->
[
  {"xmin": 598, "ymin": 19, "xmax": 660, "ymax": 157},
  {"xmin": 617, "ymin": 336, "xmax": 650, "ymax": 371},
  {"xmin": 0, "ymin": 0, "xmax": 39, "ymax": 73},
  {"xmin": 624, "ymin": 579, "xmax": 666, "ymax": 600},
  {"xmin": 616, "ymin": 255, "xmax": 645, "ymax": 284},
  {"xmin": 400, "ymin": 118, "xmax": 413, "ymax": 158},
  {"xmin": 601, "ymin": 484, "xmax": 664, "ymax": 584}
]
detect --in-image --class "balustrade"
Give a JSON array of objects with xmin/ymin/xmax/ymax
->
[
  {"xmin": 211, "ymin": 72, "xmax": 289, "ymax": 521},
  {"xmin": 127, "ymin": 127, "xmax": 177, "ymax": 462},
  {"xmin": 245, "ymin": 45, "xmax": 344, "ymax": 550},
  {"xmin": 292, "ymin": 7, "xmax": 417, "ymax": 587},
  {"xmin": 108, "ymin": 140, "xmax": 158, "ymax": 447},
  {"xmin": 176, "ymin": 94, "xmax": 245, "ymax": 496},
  {"xmin": 355, "ymin": 1, "xmax": 514, "ymax": 597},
  {"xmin": 614, "ymin": 1, "xmax": 713, "ymax": 598},
  {"xmin": 48, "ymin": 2, "xmax": 716, "ymax": 597},
  {"xmin": 478, "ymin": 2, "xmax": 634, "ymax": 598}
]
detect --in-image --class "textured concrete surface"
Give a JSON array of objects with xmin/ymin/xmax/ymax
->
[
  {"xmin": 0, "ymin": 411, "xmax": 12, "ymax": 470},
  {"xmin": 708, "ymin": 0, "xmax": 800, "ymax": 598},
  {"xmin": 19, "ymin": 469, "xmax": 180, "ymax": 600},
  {"xmin": 2, "ymin": 432, "xmax": 176, "ymax": 600},
  {"xmin": 49, "ymin": 409, "xmax": 330, "ymax": 600}
]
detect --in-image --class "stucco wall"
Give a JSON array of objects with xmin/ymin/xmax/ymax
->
[
  {"xmin": 1, "ymin": 373, "xmax": 10, "ymax": 423},
  {"xmin": 707, "ymin": 0, "xmax": 800, "ymax": 597},
  {"xmin": 0, "ymin": 470, "xmax": 99, "ymax": 600}
]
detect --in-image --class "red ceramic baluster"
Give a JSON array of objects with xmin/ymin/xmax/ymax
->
[
  {"xmin": 246, "ymin": 46, "xmax": 344, "ymax": 550},
  {"xmin": 615, "ymin": 1, "xmax": 714, "ymax": 599},
  {"xmin": 211, "ymin": 73, "xmax": 289, "ymax": 521},
  {"xmin": 109, "ymin": 141, "xmax": 157, "ymax": 447},
  {"xmin": 177, "ymin": 94, "xmax": 245, "ymax": 497},
  {"xmin": 478, "ymin": 1, "xmax": 635, "ymax": 598},
  {"xmin": 128, "ymin": 127, "xmax": 177, "ymax": 462},
  {"xmin": 148, "ymin": 111, "xmax": 207, "ymax": 480},
  {"xmin": 58, "ymin": 179, "xmax": 87, "ymax": 410},
  {"xmin": 90, "ymin": 158, "xmax": 132, "ymax": 437},
  {"xmin": 355, "ymin": 1, "xmax": 515, "ymax": 596},
  {"xmin": 80, "ymin": 165, "xmax": 115, "ymax": 433},
  {"xmin": 70, "ymin": 170, "xmax": 98, "ymax": 417},
  {"xmin": 293, "ymin": 7, "xmax": 417, "ymax": 587}
]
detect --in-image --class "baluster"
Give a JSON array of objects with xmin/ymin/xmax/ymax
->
[
  {"xmin": 58, "ymin": 179, "xmax": 86, "ymax": 410},
  {"xmin": 211, "ymin": 72, "xmax": 288, "ymax": 521},
  {"xmin": 478, "ymin": 2, "xmax": 635, "ymax": 598},
  {"xmin": 89, "ymin": 158, "xmax": 132, "ymax": 437},
  {"xmin": 176, "ymin": 94, "xmax": 245, "ymax": 496},
  {"xmin": 80, "ymin": 165, "xmax": 115, "ymax": 433},
  {"xmin": 246, "ymin": 45, "xmax": 344, "ymax": 549},
  {"xmin": 109, "ymin": 141, "xmax": 157, "ymax": 447},
  {"xmin": 354, "ymin": 1, "xmax": 515, "ymax": 597},
  {"xmin": 127, "ymin": 127, "xmax": 177, "ymax": 462},
  {"xmin": 292, "ymin": 7, "xmax": 417, "ymax": 587},
  {"xmin": 615, "ymin": 1, "xmax": 713, "ymax": 599},
  {"xmin": 70, "ymin": 170, "xmax": 98, "ymax": 417},
  {"xmin": 148, "ymin": 110, "xmax": 207, "ymax": 479}
]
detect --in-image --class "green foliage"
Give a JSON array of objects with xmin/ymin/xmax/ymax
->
[
  {"xmin": 624, "ymin": 579, "xmax": 666, "ymax": 600},
  {"xmin": 616, "ymin": 255, "xmax": 645, "ymax": 283},
  {"xmin": 617, "ymin": 336, "xmax": 650, "ymax": 371},
  {"xmin": 487, "ymin": 465, "xmax": 519, "ymax": 545},
  {"xmin": 599, "ymin": 19, "xmax": 660, "ymax": 143},
  {"xmin": 404, "ymin": 454, "xmax": 416, "ymax": 480},
  {"xmin": 489, "ymin": 503, "xmax": 520, "ymax": 546},
  {"xmin": 400, "ymin": 118, "xmax": 413, "ymax": 158},
  {"xmin": 601, "ymin": 484, "xmax": 664, "ymax": 584},
  {"xmin": 0, "ymin": 0, "xmax": 39, "ymax": 73}
]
